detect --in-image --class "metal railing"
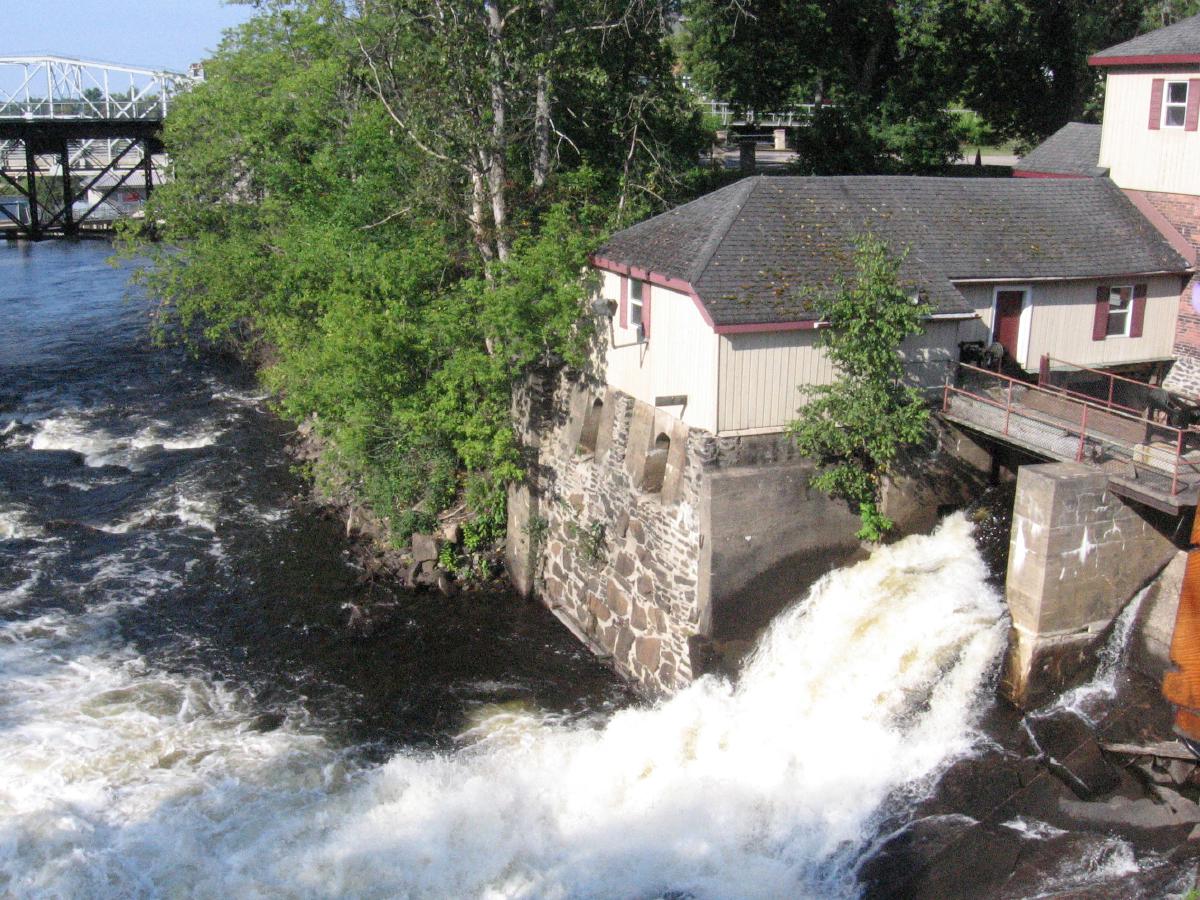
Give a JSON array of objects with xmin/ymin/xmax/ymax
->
[
  {"xmin": 943, "ymin": 362, "xmax": 1200, "ymax": 498},
  {"xmin": 697, "ymin": 98, "xmax": 817, "ymax": 128},
  {"xmin": 0, "ymin": 56, "xmax": 187, "ymax": 122},
  {"xmin": 1036, "ymin": 355, "xmax": 1182, "ymax": 420}
]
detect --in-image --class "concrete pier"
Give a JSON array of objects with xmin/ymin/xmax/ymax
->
[{"xmin": 1003, "ymin": 462, "xmax": 1176, "ymax": 707}]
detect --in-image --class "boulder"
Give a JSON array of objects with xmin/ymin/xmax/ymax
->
[
  {"xmin": 411, "ymin": 533, "xmax": 438, "ymax": 564},
  {"xmin": 1023, "ymin": 709, "xmax": 1121, "ymax": 800}
]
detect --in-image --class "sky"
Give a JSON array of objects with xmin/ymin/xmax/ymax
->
[{"xmin": 3, "ymin": 1, "xmax": 258, "ymax": 72}]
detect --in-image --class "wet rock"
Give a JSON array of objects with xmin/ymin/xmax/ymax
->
[
  {"xmin": 1023, "ymin": 709, "xmax": 1121, "ymax": 800},
  {"xmin": 859, "ymin": 817, "xmax": 1027, "ymax": 899},
  {"xmin": 926, "ymin": 751, "xmax": 1043, "ymax": 821},
  {"xmin": 1060, "ymin": 786, "xmax": 1200, "ymax": 828},
  {"xmin": 435, "ymin": 571, "xmax": 457, "ymax": 598}
]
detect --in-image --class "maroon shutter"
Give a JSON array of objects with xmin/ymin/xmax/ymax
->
[
  {"xmin": 643, "ymin": 283, "xmax": 652, "ymax": 340},
  {"xmin": 619, "ymin": 276, "xmax": 628, "ymax": 329},
  {"xmin": 1130, "ymin": 283, "xmax": 1147, "ymax": 337},
  {"xmin": 1093, "ymin": 285, "xmax": 1109, "ymax": 341},
  {"xmin": 1150, "ymin": 79, "xmax": 1165, "ymax": 130},
  {"xmin": 1188, "ymin": 80, "xmax": 1200, "ymax": 131}
]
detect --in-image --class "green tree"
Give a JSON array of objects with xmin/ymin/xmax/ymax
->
[
  {"xmin": 125, "ymin": 0, "xmax": 702, "ymax": 550},
  {"xmin": 788, "ymin": 235, "xmax": 930, "ymax": 542},
  {"xmin": 679, "ymin": 0, "xmax": 970, "ymax": 172},
  {"xmin": 960, "ymin": 0, "xmax": 1148, "ymax": 143}
]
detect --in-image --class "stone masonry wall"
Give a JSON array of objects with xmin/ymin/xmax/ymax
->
[{"xmin": 508, "ymin": 371, "xmax": 705, "ymax": 695}]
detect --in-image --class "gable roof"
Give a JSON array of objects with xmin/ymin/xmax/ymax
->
[
  {"xmin": 1090, "ymin": 14, "xmax": 1200, "ymax": 65},
  {"xmin": 1015, "ymin": 123, "xmax": 1106, "ymax": 178},
  {"xmin": 594, "ymin": 176, "xmax": 1191, "ymax": 328}
]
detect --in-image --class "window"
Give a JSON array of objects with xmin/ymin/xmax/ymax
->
[
  {"xmin": 629, "ymin": 279, "xmax": 644, "ymax": 328},
  {"xmin": 1106, "ymin": 285, "xmax": 1133, "ymax": 337},
  {"xmin": 1164, "ymin": 81, "xmax": 1189, "ymax": 128},
  {"xmin": 577, "ymin": 397, "xmax": 604, "ymax": 454},
  {"xmin": 640, "ymin": 433, "xmax": 670, "ymax": 494}
]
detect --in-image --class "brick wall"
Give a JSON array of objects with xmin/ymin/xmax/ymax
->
[{"xmin": 1143, "ymin": 192, "xmax": 1200, "ymax": 366}]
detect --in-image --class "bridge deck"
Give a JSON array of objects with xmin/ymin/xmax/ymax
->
[{"xmin": 943, "ymin": 363, "xmax": 1200, "ymax": 513}]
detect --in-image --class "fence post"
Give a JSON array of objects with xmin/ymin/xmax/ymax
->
[
  {"xmin": 1174, "ymin": 428, "xmax": 1184, "ymax": 497},
  {"xmin": 1108, "ymin": 373, "xmax": 1115, "ymax": 409},
  {"xmin": 1077, "ymin": 405, "xmax": 1089, "ymax": 462},
  {"xmin": 1005, "ymin": 379, "xmax": 1013, "ymax": 436},
  {"xmin": 1039, "ymin": 354, "xmax": 1050, "ymax": 387}
]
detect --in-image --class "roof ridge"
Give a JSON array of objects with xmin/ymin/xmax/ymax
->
[{"xmin": 685, "ymin": 176, "xmax": 760, "ymax": 285}]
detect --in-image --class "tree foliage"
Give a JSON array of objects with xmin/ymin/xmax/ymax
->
[
  {"xmin": 679, "ymin": 0, "xmax": 1200, "ymax": 161},
  {"xmin": 788, "ymin": 235, "xmax": 931, "ymax": 542},
  {"xmin": 125, "ymin": 0, "xmax": 703, "ymax": 547},
  {"xmin": 679, "ymin": 0, "xmax": 970, "ymax": 172}
]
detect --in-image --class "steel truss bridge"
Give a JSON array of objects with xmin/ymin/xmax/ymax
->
[{"xmin": 0, "ymin": 56, "xmax": 189, "ymax": 239}]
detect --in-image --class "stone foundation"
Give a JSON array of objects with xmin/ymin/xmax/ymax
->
[
  {"xmin": 1002, "ymin": 462, "xmax": 1177, "ymax": 708},
  {"xmin": 509, "ymin": 372, "xmax": 994, "ymax": 695}
]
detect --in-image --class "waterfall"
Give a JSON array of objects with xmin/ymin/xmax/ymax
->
[{"xmin": 0, "ymin": 514, "xmax": 1007, "ymax": 898}]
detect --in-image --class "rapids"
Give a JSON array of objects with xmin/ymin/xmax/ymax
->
[{"xmin": 0, "ymin": 241, "xmax": 1011, "ymax": 897}]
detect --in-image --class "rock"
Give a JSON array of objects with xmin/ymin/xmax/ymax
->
[
  {"xmin": 614, "ymin": 552, "xmax": 635, "ymax": 577},
  {"xmin": 1060, "ymin": 789, "xmax": 1200, "ymax": 828},
  {"xmin": 858, "ymin": 816, "xmax": 1016, "ymax": 899},
  {"xmin": 435, "ymin": 571, "xmax": 457, "ymax": 597},
  {"xmin": 606, "ymin": 579, "xmax": 631, "ymax": 618},
  {"xmin": 411, "ymin": 533, "xmax": 438, "ymax": 564},
  {"xmin": 437, "ymin": 521, "xmax": 462, "ymax": 544},
  {"xmin": 1023, "ymin": 709, "xmax": 1121, "ymax": 800},
  {"xmin": 927, "ymin": 751, "xmax": 1043, "ymax": 821},
  {"xmin": 635, "ymin": 636, "xmax": 661, "ymax": 669}
]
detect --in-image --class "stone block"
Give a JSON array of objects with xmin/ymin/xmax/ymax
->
[
  {"xmin": 635, "ymin": 636, "xmax": 662, "ymax": 670},
  {"xmin": 624, "ymin": 401, "xmax": 655, "ymax": 482},
  {"xmin": 614, "ymin": 627, "xmax": 635, "ymax": 664},
  {"xmin": 636, "ymin": 574, "xmax": 653, "ymax": 596},
  {"xmin": 615, "ymin": 552, "xmax": 635, "ymax": 577},
  {"xmin": 606, "ymin": 579, "xmax": 631, "ymax": 617},
  {"xmin": 631, "ymin": 602, "xmax": 648, "ymax": 631},
  {"xmin": 587, "ymin": 593, "xmax": 612, "ymax": 624}
]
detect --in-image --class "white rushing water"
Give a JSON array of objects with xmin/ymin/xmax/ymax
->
[{"xmin": 0, "ymin": 515, "xmax": 1006, "ymax": 898}]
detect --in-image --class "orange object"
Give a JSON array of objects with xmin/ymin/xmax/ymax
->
[{"xmin": 1163, "ymin": 511, "xmax": 1200, "ymax": 743}]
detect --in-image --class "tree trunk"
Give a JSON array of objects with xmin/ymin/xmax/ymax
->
[
  {"xmin": 532, "ymin": 0, "xmax": 556, "ymax": 191},
  {"xmin": 484, "ymin": 0, "xmax": 511, "ymax": 262}
]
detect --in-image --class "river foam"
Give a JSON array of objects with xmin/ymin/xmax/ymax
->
[{"xmin": 0, "ymin": 514, "xmax": 1007, "ymax": 898}]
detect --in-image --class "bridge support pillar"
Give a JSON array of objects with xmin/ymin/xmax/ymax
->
[
  {"xmin": 24, "ymin": 142, "xmax": 41, "ymax": 241},
  {"xmin": 1001, "ymin": 462, "xmax": 1176, "ymax": 708},
  {"xmin": 59, "ymin": 140, "xmax": 75, "ymax": 237}
]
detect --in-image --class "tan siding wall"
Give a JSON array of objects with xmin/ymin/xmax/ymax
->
[
  {"xmin": 715, "ymin": 322, "xmax": 966, "ymax": 434},
  {"xmin": 1100, "ymin": 69, "xmax": 1200, "ymax": 195},
  {"xmin": 600, "ymin": 272, "xmax": 720, "ymax": 433},
  {"xmin": 959, "ymin": 277, "xmax": 1179, "ymax": 370},
  {"xmin": 717, "ymin": 330, "xmax": 834, "ymax": 434}
]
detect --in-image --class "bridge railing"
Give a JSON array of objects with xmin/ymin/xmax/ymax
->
[
  {"xmin": 0, "ymin": 56, "xmax": 186, "ymax": 122},
  {"xmin": 943, "ymin": 362, "xmax": 1200, "ymax": 499}
]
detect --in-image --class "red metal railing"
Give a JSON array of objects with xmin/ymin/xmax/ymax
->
[
  {"xmin": 944, "ymin": 362, "xmax": 1199, "ymax": 498},
  {"xmin": 1037, "ymin": 354, "xmax": 1182, "ymax": 420}
]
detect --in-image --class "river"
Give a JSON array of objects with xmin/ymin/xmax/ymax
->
[{"xmin": 0, "ymin": 241, "xmax": 1161, "ymax": 897}]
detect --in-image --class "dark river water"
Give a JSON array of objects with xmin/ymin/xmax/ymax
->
[{"xmin": 0, "ymin": 240, "xmax": 1170, "ymax": 898}]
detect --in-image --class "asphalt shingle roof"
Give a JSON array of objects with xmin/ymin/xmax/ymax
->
[
  {"xmin": 1015, "ymin": 123, "xmax": 1106, "ymax": 177},
  {"xmin": 1092, "ymin": 13, "xmax": 1200, "ymax": 61},
  {"xmin": 595, "ymin": 176, "xmax": 1191, "ymax": 327}
]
